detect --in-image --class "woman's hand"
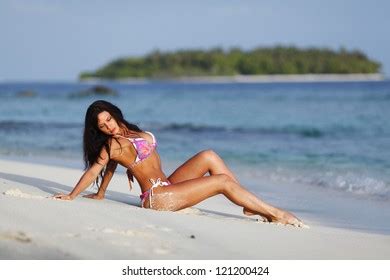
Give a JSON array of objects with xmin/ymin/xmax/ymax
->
[
  {"xmin": 52, "ymin": 193, "xmax": 74, "ymax": 200},
  {"xmin": 82, "ymin": 193, "xmax": 104, "ymax": 200}
]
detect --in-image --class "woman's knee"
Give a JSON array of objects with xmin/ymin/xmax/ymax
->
[
  {"xmin": 213, "ymin": 174, "xmax": 234, "ymax": 193},
  {"xmin": 199, "ymin": 149, "xmax": 219, "ymax": 163}
]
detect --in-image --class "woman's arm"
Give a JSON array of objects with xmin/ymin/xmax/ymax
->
[
  {"xmin": 53, "ymin": 148, "xmax": 110, "ymax": 200},
  {"xmin": 83, "ymin": 160, "xmax": 118, "ymax": 200}
]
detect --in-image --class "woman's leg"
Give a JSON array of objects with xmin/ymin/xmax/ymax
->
[
  {"xmin": 168, "ymin": 150, "xmax": 239, "ymax": 183},
  {"xmin": 151, "ymin": 174, "xmax": 304, "ymax": 227},
  {"xmin": 168, "ymin": 149, "xmax": 261, "ymax": 216}
]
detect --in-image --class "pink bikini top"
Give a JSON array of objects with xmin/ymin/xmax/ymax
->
[
  {"xmin": 126, "ymin": 131, "xmax": 157, "ymax": 165},
  {"xmin": 120, "ymin": 131, "xmax": 157, "ymax": 191}
]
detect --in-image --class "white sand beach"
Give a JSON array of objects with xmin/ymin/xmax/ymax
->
[
  {"xmin": 81, "ymin": 73, "xmax": 386, "ymax": 84},
  {"xmin": 160, "ymin": 73, "xmax": 385, "ymax": 83},
  {"xmin": 1, "ymin": 158, "xmax": 390, "ymax": 260}
]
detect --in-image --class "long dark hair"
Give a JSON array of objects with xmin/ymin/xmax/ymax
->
[{"xmin": 83, "ymin": 100, "xmax": 142, "ymax": 185}]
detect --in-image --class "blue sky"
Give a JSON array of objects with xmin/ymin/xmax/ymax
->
[{"xmin": 1, "ymin": 0, "xmax": 389, "ymax": 81}]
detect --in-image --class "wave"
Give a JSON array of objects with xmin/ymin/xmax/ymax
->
[
  {"xmin": 304, "ymin": 173, "xmax": 390, "ymax": 200},
  {"xmin": 361, "ymin": 92, "xmax": 390, "ymax": 101},
  {"xmin": 146, "ymin": 122, "xmax": 357, "ymax": 138},
  {"xmin": 0, "ymin": 120, "xmax": 82, "ymax": 131},
  {"xmin": 242, "ymin": 166, "xmax": 390, "ymax": 200},
  {"xmin": 0, "ymin": 120, "xmax": 358, "ymax": 139}
]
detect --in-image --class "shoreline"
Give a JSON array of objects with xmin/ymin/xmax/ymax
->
[
  {"xmin": 78, "ymin": 73, "xmax": 386, "ymax": 84},
  {"xmin": 1, "ymin": 158, "xmax": 390, "ymax": 259}
]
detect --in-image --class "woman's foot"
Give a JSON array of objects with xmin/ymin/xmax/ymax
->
[
  {"xmin": 244, "ymin": 207, "xmax": 307, "ymax": 228},
  {"xmin": 243, "ymin": 208, "xmax": 268, "ymax": 222},
  {"xmin": 270, "ymin": 209, "xmax": 307, "ymax": 228}
]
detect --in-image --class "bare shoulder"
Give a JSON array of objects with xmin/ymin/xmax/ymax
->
[
  {"xmin": 107, "ymin": 136, "xmax": 130, "ymax": 151},
  {"xmin": 96, "ymin": 145, "xmax": 110, "ymax": 165},
  {"xmin": 108, "ymin": 137, "xmax": 121, "ymax": 149},
  {"xmin": 107, "ymin": 136, "xmax": 135, "ymax": 159}
]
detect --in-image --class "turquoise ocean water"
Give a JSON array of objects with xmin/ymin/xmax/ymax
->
[{"xmin": 1, "ymin": 80, "xmax": 390, "ymax": 233}]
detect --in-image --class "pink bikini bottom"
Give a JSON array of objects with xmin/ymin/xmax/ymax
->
[{"xmin": 140, "ymin": 178, "xmax": 171, "ymax": 208}]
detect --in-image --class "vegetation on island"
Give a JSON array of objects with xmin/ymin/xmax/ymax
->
[{"xmin": 79, "ymin": 46, "xmax": 381, "ymax": 79}]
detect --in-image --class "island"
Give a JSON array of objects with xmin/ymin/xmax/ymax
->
[{"xmin": 79, "ymin": 46, "xmax": 382, "ymax": 80}]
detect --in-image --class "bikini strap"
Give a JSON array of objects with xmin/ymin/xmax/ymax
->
[{"xmin": 113, "ymin": 134, "xmax": 137, "ymax": 144}]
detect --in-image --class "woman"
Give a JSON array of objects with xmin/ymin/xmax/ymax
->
[{"xmin": 54, "ymin": 100, "xmax": 305, "ymax": 227}]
